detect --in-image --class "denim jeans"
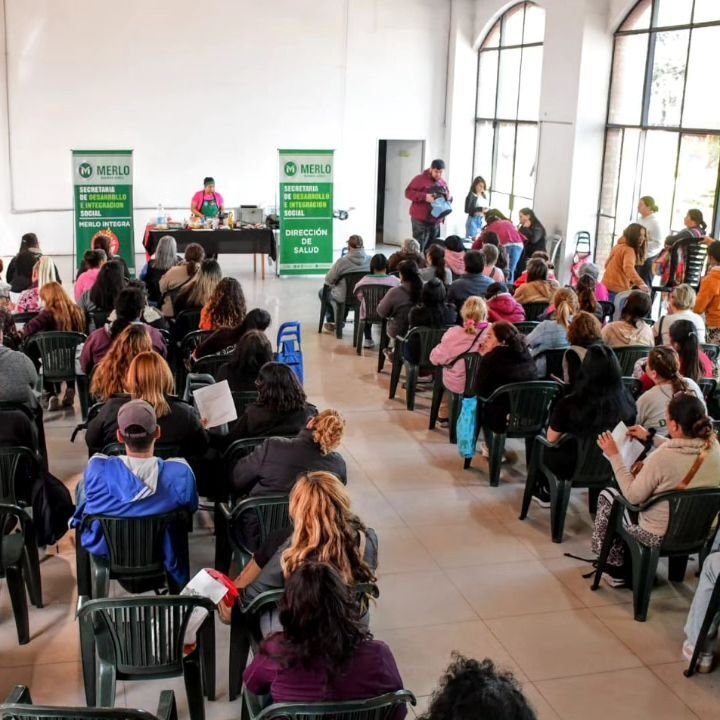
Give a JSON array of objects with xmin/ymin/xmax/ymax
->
[
  {"xmin": 505, "ymin": 243, "xmax": 523, "ymax": 283},
  {"xmin": 685, "ymin": 552, "xmax": 720, "ymax": 650}
]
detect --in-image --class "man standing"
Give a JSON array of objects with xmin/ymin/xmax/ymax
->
[{"xmin": 405, "ymin": 159, "xmax": 451, "ymax": 251}]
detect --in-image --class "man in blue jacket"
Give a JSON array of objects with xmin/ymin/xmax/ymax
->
[{"xmin": 72, "ymin": 399, "xmax": 198, "ymax": 586}]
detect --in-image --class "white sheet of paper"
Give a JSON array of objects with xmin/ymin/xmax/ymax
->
[
  {"xmin": 193, "ymin": 380, "xmax": 237, "ymax": 428},
  {"xmin": 181, "ymin": 569, "xmax": 229, "ymax": 643},
  {"xmin": 611, "ymin": 421, "xmax": 645, "ymax": 468}
]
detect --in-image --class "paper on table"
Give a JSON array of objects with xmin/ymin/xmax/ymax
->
[
  {"xmin": 193, "ymin": 379, "xmax": 237, "ymax": 428},
  {"xmin": 611, "ymin": 421, "xmax": 645, "ymax": 468}
]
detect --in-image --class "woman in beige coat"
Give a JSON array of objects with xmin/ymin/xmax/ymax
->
[
  {"xmin": 593, "ymin": 393, "xmax": 720, "ymax": 587},
  {"xmin": 158, "ymin": 242, "xmax": 204, "ymax": 317}
]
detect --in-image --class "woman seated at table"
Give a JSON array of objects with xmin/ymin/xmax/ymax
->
[
  {"xmin": 159, "ymin": 242, "xmax": 205, "ymax": 318},
  {"xmin": 216, "ymin": 329, "xmax": 274, "ymax": 392},
  {"xmin": 224, "ymin": 361, "xmax": 317, "ymax": 445},
  {"xmin": 219, "ymin": 470, "xmax": 377, "ymax": 614},
  {"xmin": 593, "ymin": 393, "xmax": 720, "ymax": 587},
  {"xmin": 241, "ymin": 562, "xmax": 403, "ymax": 713},
  {"xmin": 191, "ymin": 177, "xmax": 224, "ymax": 220},
  {"xmin": 193, "ymin": 307, "xmax": 272, "ymax": 360},
  {"xmin": 139, "ymin": 235, "xmax": 180, "ymax": 306},
  {"xmin": 173, "ymin": 258, "xmax": 222, "ymax": 315},
  {"xmin": 199, "ymin": 277, "xmax": 246, "ymax": 331},
  {"xmin": 85, "ymin": 351, "xmax": 208, "ymax": 458}
]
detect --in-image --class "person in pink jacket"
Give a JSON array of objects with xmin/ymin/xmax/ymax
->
[
  {"xmin": 74, "ymin": 249, "xmax": 105, "ymax": 302},
  {"xmin": 485, "ymin": 283, "xmax": 526, "ymax": 323},
  {"xmin": 443, "ymin": 235, "xmax": 466, "ymax": 278},
  {"xmin": 472, "ymin": 210, "xmax": 526, "ymax": 282},
  {"xmin": 430, "ymin": 296, "xmax": 489, "ymax": 426}
]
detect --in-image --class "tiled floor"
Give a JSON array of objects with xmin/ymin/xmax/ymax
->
[{"xmin": 1, "ymin": 253, "xmax": 719, "ymax": 719}]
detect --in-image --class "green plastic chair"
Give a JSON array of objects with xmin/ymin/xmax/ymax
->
[
  {"xmin": 228, "ymin": 583, "xmax": 381, "ymax": 702},
  {"xmin": 353, "ymin": 284, "xmax": 392, "ymax": 355},
  {"xmin": 1, "ymin": 685, "xmax": 179, "ymax": 720},
  {"xmin": 599, "ymin": 301, "xmax": 615, "ymax": 324},
  {"xmin": 242, "ymin": 690, "xmax": 415, "ymax": 720},
  {"xmin": 388, "ymin": 327, "xmax": 447, "ymax": 411},
  {"xmin": 513, "ymin": 321, "xmax": 539, "ymax": 335},
  {"xmin": 231, "ymin": 391, "xmax": 259, "ymax": 419},
  {"xmin": 77, "ymin": 595, "xmax": 216, "ymax": 720},
  {"xmin": 466, "ymin": 381, "xmax": 562, "ymax": 486},
  {"xmin": 24, "ymin": 331, "xmax": 86, "ymax": 385},
  {"xmin": 534, "ymin": 348, "xmax": 567, "ymax": 380},
  {"xmin": 591, "ymin": 487, "xmax": 720, "ymax": 621},
  {"xmin": 621, "ymin": 376, "xmax": 643, "ymax": 399},
  {"xmin": 0, "ymin": 504, "xmax": 41, "ymax": 644},
  {"xmin": 520, "ymin": 435, "xmax": 614, "ymax": 543},
  {"xmin": 172, "ymin": 309, "xmax": 202, "ymax": 343},
  {"xmin": 612, "ymin": 345, "xmax": 650, "ymax": 376},
  {"xmin": 520, "ymin": 302, "xmax": 549, "ymax": 321},
  {"xmin": 174, "ymin": 330, "xmax": 214, "ymax": 391},
  {"xmin": 79, "ymin": 510, "xmax": 192, "ymax": 598},
  {"xmin": 318, "ymin": 271, "xmax": 369, "ymax": 339},
  {"xmin": 429, "ymin": 353, "xmax": 482, "ymax": 443},
  {"xmin": 218, "ymin": 494, "xmax": 291, "ymax": 575},
  {"xmin": 0, "ymin": 447, "xmax": 42, "ymax": 609},
  {"xmin": 192, "ymin": 354, "xmax": 228, "ymax": 381},
  {"xmin": 697, "ymin": 378, "xmax": 716, "ymax": 405}
]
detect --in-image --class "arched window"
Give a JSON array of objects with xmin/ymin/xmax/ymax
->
[
  {"xmin": 473, "ymin": 1, "xmax": 545, "ymax": 217},
  {"xmin": 597, "ymin": 0, "xmax": 720, "ymax": 263}
]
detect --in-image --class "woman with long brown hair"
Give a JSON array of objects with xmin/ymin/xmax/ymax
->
[
  {"xmin": 23, "ymin": 281, "xmax": 86, "ymax": 410},
  {"xmin": 90, "ymin": 324, "xmax": 153, "ymax": 401},
  {"xmin": 219, "ymin": 470, "xmax": 377, "ymax": 619},
  {"xmin": 85, "ymin": 351, "xmax": 208, "ymax": 458},
  {"xmin": 602, "ymin": 223, "xmax": 649, "ymax": 296},
  {"xmin": 174, "ymin": 259, "xmax": 222, "ymax": 314},
  {"xmin": 199, "ymin": 276, "xmax": 247, "ymax": 331}
]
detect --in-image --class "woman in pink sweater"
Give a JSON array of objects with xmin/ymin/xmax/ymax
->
[{"xmin": 430, "ymin": 296, "xmax": 489, "ymax": 425}]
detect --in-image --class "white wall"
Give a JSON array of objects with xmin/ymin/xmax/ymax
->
[{"xmin": 0, "ymin": 0, "xmax": 451, "ymax": 259}]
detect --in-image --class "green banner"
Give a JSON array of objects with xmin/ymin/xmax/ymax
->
[
  {"xmin": 278, "ymin": 149, "xmax": 334, "ymax": 276},
  {"xmin": 72, "ymin": 150, "xmax": 135, "ymax": 275}
]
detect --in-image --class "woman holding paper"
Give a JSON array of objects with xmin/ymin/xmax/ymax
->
[
  {"xmin": 592, "ymin": 393, "xmax": 720, "ymax": 588},
  {"xmin": 530, "ymin": 344, "xmax": 636, "ymax": 508},
  {"xmin": 85, "ymin": 352, "xmax": 208, "ymax": 460}
]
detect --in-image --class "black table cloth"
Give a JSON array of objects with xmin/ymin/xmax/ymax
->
[{"xmin": 145, "ymin": 228, "xmax": 276, "ymax": 261}]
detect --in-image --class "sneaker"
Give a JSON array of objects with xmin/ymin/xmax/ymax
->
[
  {"xmin": 323, "ymin": 322, "xmax": 336, "ymax": 334},
  {"xmin": 531, "ymin": 486, "xmax": 552, "ymax": 509},
  {"xmin": 437, "ymin": 417, "xmax": 449, "ymax": 429},
  {"xmin": 47, "ymin": 395, "xmax": 60, "ymax": 412},
  {"xmin": 363, "ymin": 338, "xmax": 376, "ymax": 349},
  {"xmin": 61, "ymin": 387, "xmax": 75, "ymax": 408},
  {"xmin": 601, "ymin": 564, "xmax": 629, "ymax": 589},
  {"xmin": 682, "ymin": 640, "xmax": 714, "ymax": 673}
]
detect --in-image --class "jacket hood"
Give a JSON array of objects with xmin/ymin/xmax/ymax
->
[
  {"xmin": 93, "ymin": 455, "xmax": 161, "ymax": 502},
  {"xmin": 663, "ymin": 438, "xmax": 712, "ymax": 455},
  {"xmin": 346, "ymin": 248, "xmax": 368, "ymax": 265},
  {"xmin": 609, "ymin": 321, "xmax": 649, "ymax": 345}
]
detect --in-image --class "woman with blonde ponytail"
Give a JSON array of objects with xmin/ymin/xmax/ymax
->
[
  {"xmin": 526, "ymin": 287, "xmax": 579, "ymax": 374},
  {"xmin": 635, "ymin": 346, "xmax": 705, "ymax": 436},
  {"xmin": 233, "ymin": 408, "xmax": 348, "ymax": 505},
  {"xmin": 430, "ymin": 296, "xmax": 489, "ymax": 425}
]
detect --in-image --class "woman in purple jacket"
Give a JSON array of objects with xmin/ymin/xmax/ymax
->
[{"xmin": 243, "ymin": 561, "xmax": 406, "ymax": 716}]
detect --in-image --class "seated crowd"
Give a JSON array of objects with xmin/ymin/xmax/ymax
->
[{"xmin": 4, "ymin": 210, "xmax": 720, "ymax": 720}]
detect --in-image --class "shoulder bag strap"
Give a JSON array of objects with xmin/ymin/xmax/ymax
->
[
  {"xmin": 444, "ymin": 331, "xmax": 483, "ymax": 368},
  {"xmin": 676, "ymin": 443, "xmax": 711, "ymax": 490}
]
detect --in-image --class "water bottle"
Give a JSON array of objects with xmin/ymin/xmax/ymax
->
[{"xmin": 156, "ymin": 203, "xmax": 166, "ymax": 225}]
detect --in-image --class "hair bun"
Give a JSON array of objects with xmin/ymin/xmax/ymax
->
[{"xmin": 692, "ymin": 416, "xmax": 714, "ymax": 441}]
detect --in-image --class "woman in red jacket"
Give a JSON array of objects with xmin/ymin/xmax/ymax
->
[{"xmin": 472, "ymin": 209, "xmax": 526, "ymax": 283}]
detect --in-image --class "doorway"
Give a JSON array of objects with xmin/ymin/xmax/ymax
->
[{"xmin": 376, "ymin": 139, "xmax": 425, "ymax": 247}]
